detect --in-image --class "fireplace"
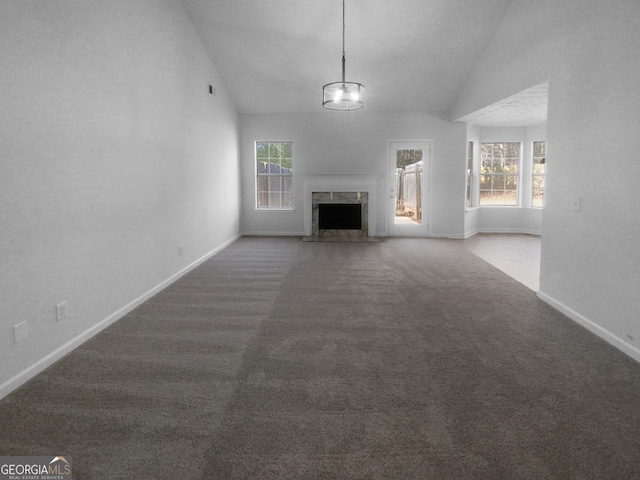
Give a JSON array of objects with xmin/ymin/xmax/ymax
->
[
  {"xmin": 311, "ymin": 191, "xmax": 368, "ymax": 239},
  {"xmin": 302, "ymin": 174, "xmax": 380, "ymax": 241}
]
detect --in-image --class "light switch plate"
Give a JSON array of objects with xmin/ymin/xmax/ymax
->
[
  {"xmin": 13, "ymin": 322, "xmax": 27, "ymax": 344},
  {"xmin": 56, "ymin": 301, "xmax": 68, "ymax": 322}
]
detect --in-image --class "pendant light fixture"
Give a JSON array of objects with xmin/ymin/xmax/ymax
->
[{"xmin": 323, "ymin": 0, "xmax": 364, "ymax": 110}]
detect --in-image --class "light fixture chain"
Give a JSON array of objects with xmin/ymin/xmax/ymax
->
[{"xmin": 342, "ymin": 0, "xmax": 345, "ymax": 57}]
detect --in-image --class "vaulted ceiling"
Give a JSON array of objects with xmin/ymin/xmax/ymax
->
[{"xmin": 180, "ymin": 0, "xmax": 520, "ymax": 117}]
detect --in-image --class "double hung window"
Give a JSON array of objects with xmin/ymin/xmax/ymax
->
[
  {"xmin": 531, "ymin": 141, "xmax": 546, "ymax": 207},
  {"xmin": 256, "ymin": 141, "xmax": 293, "ymax": 209},
  {"xmin": 466, "ymin": 141, "xmax": 473, "ymax": 208},
  {"xmin": 480, "ymin": 142, "xmax": 520, "ymax": 206}
]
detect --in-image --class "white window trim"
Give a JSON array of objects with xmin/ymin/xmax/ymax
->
[
  {"xmin": 479, "ymin": 142, "xmax": 522, "ymax": 207},
  {"xmin": 531, "ymin": 140, "xmax": 546, "ymax": 209},
  {"xmin": 466, "ymin": 141, "xmax": 474, "ymax": 209},
  {"xmin": 255, "ymin": 140, "xmax": 294, "ymax": 210}
]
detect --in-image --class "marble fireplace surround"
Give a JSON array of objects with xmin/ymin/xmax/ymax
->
[
  {"xmin": 312, "ymin": 191, "xmax": 368, "ymax": 237},
  {"xmin": 303, "ymin": 174, "xmax": 379, "ymax": 238}
]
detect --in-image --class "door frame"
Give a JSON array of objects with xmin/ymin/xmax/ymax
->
[{"xmin": 387, "ymin": 140, "xmax": 431, "ymax": 237}]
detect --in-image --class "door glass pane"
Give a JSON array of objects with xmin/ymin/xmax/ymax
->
[{"xmin": 394, "ymin": 149, "xmax": 423, "ymax": 225}]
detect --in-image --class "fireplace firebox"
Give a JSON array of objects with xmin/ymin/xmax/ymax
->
[{"xmin": 318, "ymin": 203, "xmax": 362, "ymax": 230}]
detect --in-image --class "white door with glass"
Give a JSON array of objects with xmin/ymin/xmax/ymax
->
[{"xmin": 388, "ymin": 141, "xmax": 430, "ymax": 236}]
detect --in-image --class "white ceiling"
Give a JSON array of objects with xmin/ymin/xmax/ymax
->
[
  {"xmin": 456, "ymin": 82, "xmax": 549, "ymax": 126},
  {"xmin": 180, "ymin": 0, "xmax": 517, "ymax": 115}
]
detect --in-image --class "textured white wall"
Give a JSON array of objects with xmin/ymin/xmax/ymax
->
[
  {"xmin": 454, "ymin": 0, "xmax": 640, "ymax": 360},
  {"xmin": 239, "ymin": 112, "xmax": 467, "ymax": 238},
  {"xmin": 0, "ymin": 0, "xmax": 240, "ymax": 394},
  {"xmin": 541, "ymin": 2, "xmax": 640, "ymax": 358}
]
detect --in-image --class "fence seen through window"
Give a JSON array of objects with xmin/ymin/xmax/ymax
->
[
  {"xmin": 256, "ymin": 141, "xmax": 293, "ymax": 209},
  {"xmin": 394, "ymin": 149, "xmax": 423, "ymax": 224}
]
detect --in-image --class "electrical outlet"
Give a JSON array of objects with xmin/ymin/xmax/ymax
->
[
  {"xmin": 178, "ymin": 245, "xmax": 184, "ymax": 256},
  {"xmin": 56, "ymin": 301, "xmax": 68, "ymax": 322},
  {"xmin": 13, "ymin": 322, "xmax": 27, "ymax": 344}
]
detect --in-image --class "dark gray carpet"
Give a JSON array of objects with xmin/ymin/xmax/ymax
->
[{"xmin": 1, "ymin": 237, "xmax": 640, "ymax": 479}]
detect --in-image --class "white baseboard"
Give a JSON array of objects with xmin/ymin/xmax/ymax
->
[
  {"xmin": 477, "ymin": 227, "xmax": 541, "ymax": 235},
  {"xmin": 537, "ymin": 290, "xmax": 640, "ymax": 364},
  {"xmin": 463, "ymin": 228, "xmax": 541, "ymax": 238},
  {"xmin": 0, "ymin": 234, "xmax": 241, "ymax": 400},
  {"xmin": 429, "ymin": 233, "xmax": 467, "ymax": 239},
  {"xmin": 242, "ymin": 231, "xmax": 305, "ymax": 236}
]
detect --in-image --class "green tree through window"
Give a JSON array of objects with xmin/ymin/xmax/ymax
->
[
  {"xmin": 532, "ymin": 141, "xmax": 546, "ymax": 207},
  {"xmin": 480, "ymin": 142, "xmax": 520, "ymax": 206}
]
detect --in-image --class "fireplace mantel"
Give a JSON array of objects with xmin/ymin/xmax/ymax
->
[{"xmin": 303, "ymin": 174, "xmax": 380, "ymax": 237}]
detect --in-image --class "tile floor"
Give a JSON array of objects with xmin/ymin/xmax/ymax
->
[{"xmin": 459, "ymin": 233, "xmax": 541, "ymax": 291}]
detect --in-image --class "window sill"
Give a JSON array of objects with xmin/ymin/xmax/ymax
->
[
  {"xmin": 478, "ymin": 205, "xmax": 521, "ymax": 208},
  {"xmin": 478, "ymin": 205, "xmax": 543, "ymax": 209}
]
